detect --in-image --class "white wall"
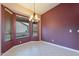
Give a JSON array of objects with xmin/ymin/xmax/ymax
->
[{"xmin": 0, "ymin": 4, "xmax": 1, "ymax": 55}]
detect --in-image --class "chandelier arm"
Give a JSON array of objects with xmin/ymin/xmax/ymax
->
[{"xmin": 29, "ymin": 0, "xmax": 40, "ymax": 22}]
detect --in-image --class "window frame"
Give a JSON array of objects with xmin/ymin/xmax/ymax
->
[
  {"xmin": 15, "ymin": 14, "xmax": 30, "ymax": 39},
  {"xmin": 32, "ymin": 22, "xmax": 39, "ymax": 37}
]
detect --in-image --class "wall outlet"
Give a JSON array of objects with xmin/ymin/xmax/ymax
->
[
  {"xmin": 52, "ymin": 40, "xmax": 54, "ymax": 42},
  {"xmin": 20, "ymin": 41, "xmax": 22, "ymax": 44}
]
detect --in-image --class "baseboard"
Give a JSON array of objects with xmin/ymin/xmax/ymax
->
[{"xmin": 42, "ymin": 41, "xmax": 79, "ymax": 53}]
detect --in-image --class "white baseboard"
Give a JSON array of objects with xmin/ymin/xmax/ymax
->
[{"xmin": 42, "ymin": 41, "xmax": 79, "ymax": 53}]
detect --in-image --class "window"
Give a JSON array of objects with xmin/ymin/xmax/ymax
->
[
  {"xmin": 32, "ymin": 23, "xmax": 38, "ymax": 36},
  {"xmin": 16, "ymin": 15, "xmax": 29, "ymax": 39},
  {"xmin": 4, "ymin": 8, "xmax": 12, "ymax": 41}
]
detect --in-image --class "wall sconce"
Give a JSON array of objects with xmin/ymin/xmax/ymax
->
[
  {"xmin": 69, "ymin": 29, "xmax": 72, "ymax": 33},
  {"xmin": 77, "ymin": 30, "xmax": 79, "ymax": 33}
]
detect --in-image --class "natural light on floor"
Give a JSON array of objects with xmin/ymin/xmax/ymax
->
[{"xmin": 2, "ymin": 41, "xmax": 79, "ymax": 56}]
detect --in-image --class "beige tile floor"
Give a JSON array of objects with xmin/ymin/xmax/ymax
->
[{"xmin": 2, "ymin": 41, "xmax": 79, "ymax": 56}]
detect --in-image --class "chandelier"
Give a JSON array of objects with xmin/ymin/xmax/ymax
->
[{"xmin": 29, "ymin": 2, "xmax": 40, "ymax": 23}]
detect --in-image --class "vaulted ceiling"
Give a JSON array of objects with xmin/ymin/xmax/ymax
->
[
  {"xmin": 2, "ymin": 3, "xmax": 59, "ymax": 16},
  {"xmin": 18, "ymin": 3, "xmax": 59, "ymax": 15}
]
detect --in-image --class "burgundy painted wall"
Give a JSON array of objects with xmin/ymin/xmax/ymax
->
[
  {"xmin": 41, "ymin": 3, "xmax": 79, "ymax": 50},
  {"xmin": 1, "ymin": 5, "xmax": 14, "ymax": 53},
  {"xmin": 1, "ymin": 5, "xmax": 39, "ymax": 54},
  {"xmin": 0, "ymin": 4, "xmax": 1, "ymax": 55}
]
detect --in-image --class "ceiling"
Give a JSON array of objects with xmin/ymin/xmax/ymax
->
[{"xmin": 18, "ymin": 3, "xmax": 59, "ymax": 15}]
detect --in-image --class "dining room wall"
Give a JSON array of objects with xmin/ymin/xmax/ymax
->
[{"xmin": 41, "ymin": 3, "xmax": 79, "ymax": 50}]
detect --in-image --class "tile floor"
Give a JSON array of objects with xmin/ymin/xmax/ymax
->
[{"xmin": 2, "ymin": 41, "xmax": 79, "ymax": 56}]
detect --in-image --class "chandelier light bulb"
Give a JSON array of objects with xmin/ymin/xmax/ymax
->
[
  {"xmin": 35, "ymin": 14, "xmax": 38, "ymax": 19},
  {"xmin": 29, "ymin": 15, "xmax": 33, "ymax": 21},
  {"xmin": 29, "ymin": 3, "xmax": 40, "ymax": 22}
]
